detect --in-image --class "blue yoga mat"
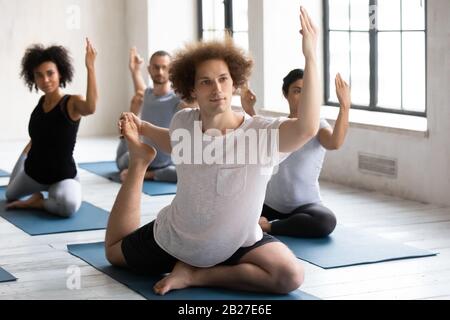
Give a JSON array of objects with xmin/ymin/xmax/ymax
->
[
  {"xmin": 0, "ymin": 267, "xmax": 16, "ymax": 283},
  {"xmin": 68, "ymin": 242, "xmax": 318, "ymax": 300},
  {"xmin": 0, "ymin": 169, "xmax": 9, "ymax": 178},
  {"xmin": 79, "ymin": 161, "xmax": 177, "ymax": 196},
  {"xmin": 278, "ymin": 225, "xmax": 437, "ymax": 269},
  {"xmin": 0, "ymin": 187, "xmax": 108, "ymax": 236}
]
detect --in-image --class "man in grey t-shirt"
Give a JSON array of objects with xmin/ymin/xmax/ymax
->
[{"xmin": 116, "ymin": 49, "xmax": 188, "ymax": 182}]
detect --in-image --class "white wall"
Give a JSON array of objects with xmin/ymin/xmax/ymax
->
[
  {"xmin": 125, "ymin": 0, "xmax": 150, "ymax": 59},
  {"xmin": 124, "ymin": 0, "xmax": 198, "ymax": 99},
  {"xmin": 247, "ymin": 0, "xmax": 265, "ymax": 109},
  {"xmin": 0, "ymin": 0, "xmax": 129, "ymax": 140},
  {"xmin": 124, "ymin": 0, "xmax": 150, "ymax": 105},
  {"xmin": 320, "ymin": 0, "xmax": 450, "ymax": 206},
  {"xmin": 148, "ymin": 0, "xmax": 198, "ymax": 56}
]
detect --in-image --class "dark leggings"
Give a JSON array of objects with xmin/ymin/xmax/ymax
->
[{"xmin": 261, "ymin": 203, "xmax": 337, "ymax": 238}]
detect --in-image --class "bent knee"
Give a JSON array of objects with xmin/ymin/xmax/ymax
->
[
  {"xmin": 60, "ymin": 200, "xmax": 81, "ymax": 217},
  {"xmin": 105, "ymin": 242, "xmax": 127, "ymax": 267},
  {"xmin": 315, "ymin": 213, "xmax": 337, "ymax": 237},
  {"xmin": 4, "ymin": 187, "xmax": 16, "ymax": 202},
  {"xmin": 51, "ymin": 196, "xmax": 81, "ymax": 217},
  {"xmin": 273, "ymin": 263, "xmax": 305, "ymax": 294}
]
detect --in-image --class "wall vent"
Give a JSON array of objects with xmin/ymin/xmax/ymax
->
[{"xmin": 358, "ymin": 152, "xmax": 397, "ymax": 178}]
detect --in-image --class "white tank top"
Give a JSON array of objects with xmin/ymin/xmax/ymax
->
[{"xmin": 264, "ymin": 119, "xmax": 331, "ymax": 213}]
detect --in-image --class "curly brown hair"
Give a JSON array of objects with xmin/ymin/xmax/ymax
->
[
  {"xmin": 20, "ymin": 44, "xmax": 74, "ymax": 92},
  {"xmin": 169, "ymin": 38, "xmax": 253, "ymax": 103}
]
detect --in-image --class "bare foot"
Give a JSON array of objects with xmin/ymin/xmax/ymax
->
[
  {"xmin": 121, "ymin": 113, "xmax": 156, "ymax": 168},
  {"xmin": 144, "ymin": 170, "xmax": 155, "ymax": 180},
  {"xmin": 259, "ymin": 217, "xmax": 272, "ymax": 233},
  {"xmin": 119, "ymin": 169, "xmax": 129, "ymax": 182},
  {"xmin": 6, "ymin": 192, "xmax": 44, "ymax": 210},
  {"xmin": 153, "ymin": 261, "xmax": 198, "ymax": 296}
]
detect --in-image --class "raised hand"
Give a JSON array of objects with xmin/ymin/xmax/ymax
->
[
  {"xmin": 240, "ymin": 83, "xmax": 257, "ymax": 116},
  {"xmin": 85, "ymin": 37, "xmax": 97, "ymax": 70},
  {"xmin": 129, "ymin": 47, "xmax": 144, "ymax": 73},
  {"xmin": 335, "ymin": 73, "xmax": 351, "ymax": 111},
  {"xmin": 299, "ymin": 6, "xmax": 318, "ymax": 60}
]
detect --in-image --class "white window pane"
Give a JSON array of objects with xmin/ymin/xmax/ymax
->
[
  {"xmin": 329, "ymin": 32, "xmax": 350, "ymax": 103},
  {"xmin": 350, "ymin": 0, "xmax": 369, "ymax": 31},
  {"xmin": 233, "ymin": 32, "xmax": 249, "ymax": 51},
  {"xmin": 350, "ymin": 33, "xmax": 370, "ymax": 105},
  {"xmin": 402, "ymin": 0, "xmax": 426, "ymax": 30},
  {"xmin": 232, "ymin": 0, "xmax": 248, "ymax": 31},
  {"xmin": 329, "ymin": 0, "xmax": 349, "ymax": 30},
  {"xmin": 202, "ymin": 0, "xmax": 225, "ymax": 31},
  {"xmin": 203, "ymin": 30, "xmax": 226, "ymax": 41},
  {"xmin": 377, "ymin": 0, "xmax": 401, "ymax": 30},
  {"xmin": 402, "ymin": 32, "xmax": 426, "ymax": 112},
  {"xmin": 378, "ymin": 32, "xmax": 402, "ymax": 109}
]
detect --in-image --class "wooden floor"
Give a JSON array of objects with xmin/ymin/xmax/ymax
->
[{"xmin": 1, "ymin": 136, "xmax": 450, "ymax": 300}]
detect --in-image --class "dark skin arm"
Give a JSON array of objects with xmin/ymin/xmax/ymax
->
[{"xmin": 67, "ymin": 38, "xmax": 98, "ymax": 121}]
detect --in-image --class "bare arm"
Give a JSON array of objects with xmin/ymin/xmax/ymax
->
[
  {"xmin": 130, "ymin": 90, "xmax": 144, "ymax": 116},
  {"xmin": 119, "ymin": 112, "xmax": 172, "ymax": 154},
  {"xmin": 140, "ymin": 121, "xmax": 172, "ymax": 154},
  {"xmin": 318, "ymin": 73, "xmax": 351, "ymax": 150},
  {"xmin": 22, "ymin": 141, "xmax": 32, "ymax": 155},
  {"xmin": 279, "ymin": 7, "xmax": 320, "ymax": 153},
  {"xmin": 129, "ymin": 47, "xmax": 147, "ymax": 94},
  {"xmin": 71, "ymin": 38, "xmax": 98, "ymax": 118},
  {"xmin": 240, "ymin": 83, "xmax": 257, "ymax": 116}
]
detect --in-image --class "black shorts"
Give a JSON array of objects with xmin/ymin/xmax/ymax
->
[{"xmin": 121, "ymin": 221, "xmax": 279, "ymax": 275}]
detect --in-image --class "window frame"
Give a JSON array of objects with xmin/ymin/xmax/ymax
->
[
  {"xmin": 197, "ymin": 0, "xmax": 233, "ymax": 39},
  {"xmin": 323, "ymin": 0, "xmax": 428, "ymax": 117}
]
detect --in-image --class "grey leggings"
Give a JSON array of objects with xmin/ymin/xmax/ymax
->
[
  {"xmin": 116, "ymin": 139, "xmax": 177, "ymax": 182},
  {"xmin": 5, "ymin": 154, "xmax": 82, "ymax": 217}
]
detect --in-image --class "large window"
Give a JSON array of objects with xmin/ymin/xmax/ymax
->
[
  {"xmin": 198, "ymin": 0, "xmax": 249, "ymax": 51},
  {"xmin": 324, "ymin": 0, "xmax": 426, "ymax": 116}
]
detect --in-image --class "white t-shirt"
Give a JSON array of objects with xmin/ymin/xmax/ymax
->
[
  {"xmin": 264, "ymin": 119, "xmax": 331, "ymax": 213},
  {"xmin": 154, "ymin": 108, "xmax": 288, "ymax": 267}
]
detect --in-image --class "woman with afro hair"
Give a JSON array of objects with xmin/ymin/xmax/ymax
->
[{"xmin": 5, "ymin": 38, "xmax": 98, "ymax": 217}]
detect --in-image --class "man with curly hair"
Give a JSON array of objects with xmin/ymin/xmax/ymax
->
[
  {"xmin": 105, "ymin": 7, "xmax": 319, "ymax": 296},
  {"xmin": 5, "ymin": 39, "xmax": 98, "ymax": 217}
]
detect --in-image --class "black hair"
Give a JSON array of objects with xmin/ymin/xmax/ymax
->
[
  {"xmin": 282, "ymin": 68, "xmax": 304, "ymax": 96},
  {"xmin": 20, "ymin": 44, "xmax": 74, "ymax": 92},
  {"xmin": 150, "ymin": 50, "xmax": 171, "ymax": 62}
]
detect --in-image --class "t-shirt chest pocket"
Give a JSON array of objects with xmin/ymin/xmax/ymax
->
[{"xmin": 216, "ymin": 165, "xmax": 247, "ymax": 197}]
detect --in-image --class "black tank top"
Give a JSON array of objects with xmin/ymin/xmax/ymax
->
[{"xmin": 25, "ymin": 95, "xmax": 80, "ymax": 184}]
